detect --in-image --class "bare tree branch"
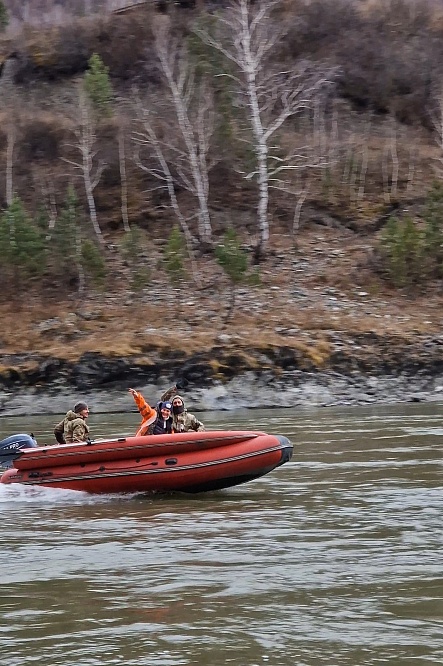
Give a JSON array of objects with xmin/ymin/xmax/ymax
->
[
  {"xmin": 196, "ymin": 0, "xmax": 337, "ymax": 257},
  {"xmin": 133, "ymin": 98, "xmax": 202, "ymax": 286},
  {"xmin": 61, "ymin": 88, "xmax": 106, "ymax": 244},
  {"xmin": 153, "ymin": 34, "xmax": 215, "ymax": 247}
]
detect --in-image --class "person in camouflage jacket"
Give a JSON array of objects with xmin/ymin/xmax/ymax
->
[
  {"xmin": 159, "ymin": 385, "xmax": 205, "ymax": 433},
  {"xmin": 54, "ymin": 402, "xmax": 90, "ymax": 444}
]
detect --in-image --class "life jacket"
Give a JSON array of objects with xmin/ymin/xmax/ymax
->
[{"xmin": 150, "ymin": 415, "xmax": 174, "ymax": 435}]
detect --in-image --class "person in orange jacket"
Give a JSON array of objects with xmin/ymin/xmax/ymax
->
[{"xmin": 128, "ymin": 388, "xmax": 174, "ymax": 436}]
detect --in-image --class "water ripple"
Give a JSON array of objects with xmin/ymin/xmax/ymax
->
[{"xmin": 1, "ymin": 404, "xmax": 442, "ymax": 666}]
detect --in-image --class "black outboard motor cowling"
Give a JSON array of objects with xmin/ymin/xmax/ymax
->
[{"xmin": 0, "ymin": 433, "xmax": 38, "ymax": 468}]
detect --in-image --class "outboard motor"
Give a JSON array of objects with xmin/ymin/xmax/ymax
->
[{"xmin": 0, "ymin": 433, "xmax": 38, "ymax": 468}]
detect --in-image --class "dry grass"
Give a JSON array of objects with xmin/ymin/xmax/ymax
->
[{"xmin": 0, "ymin": 227, "xmax": 441, "ymax": 367}]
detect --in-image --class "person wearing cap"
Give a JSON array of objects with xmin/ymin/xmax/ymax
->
[
  {"xmin": 54, "ymin": 402, "xmax": 90, "ymax": 444},
  {"xmin": 159, "ymin": 385, "xmax": 205, "ymax": 433},
  {"xmin": 128, "ymin": 389, "xmax": 174, "ymax": 435},
  {"xmin": 151, "ymin": 401, "xmax": 174, "ymax": 435}
]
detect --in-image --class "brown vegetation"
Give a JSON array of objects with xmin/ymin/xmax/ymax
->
[
  {"xmin": 1, "ymin": 0, "xmax": 443, "ymax": 366},
  {"xmin": 0, "ymin": 227, "xmax": 441, "ymax": 367}
]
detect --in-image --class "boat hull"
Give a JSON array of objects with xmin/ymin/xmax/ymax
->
[{"xmin": 0, "ymin": 431, "xmax": 293, "ymax": 494}]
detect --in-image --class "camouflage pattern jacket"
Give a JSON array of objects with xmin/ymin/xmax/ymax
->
[
  {"xmin": 160, "ymin": 387, "xmax": 205, "ymax": 433},
  {"xmin": 54, "ymin": 411, "xmax": 90, "ymax": 444},
  {"xmin": 172, "ymin": 410, "xmax": 205, "ymax": 433}
]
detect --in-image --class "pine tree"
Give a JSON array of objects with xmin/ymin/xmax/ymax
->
[
  {"xmin": 46, "ymin": 185, "xmax": 80, "ymax": 288},
  {"xmin": 422, "ymin": 181, "xmax": 443, "ymax": 278},
  {"xmin": 81, "ymin": 239, "xmax": 107, "ymax": 290},
  {"xmin": 0, "ymin": 197, "xmax": 46, "ymax": 293},
  {"xmin": 215, "ymin": 228, "xmax": 249, "ymax": 321},
  {"xmin": 84, "ymin": 53, "xmax": 113, "ymax": 118},
  {"xmin": 164, "ymin": 226, "xmax": 187, "ymax": 285},
  {"xmin": 120, "ymin": 225, "xmax": 151, "ymax": 293},
  {"xmin": 0, "ymin": 2, "xmax": 8, "ymax": 33},
  {"xmin": 379, "ymin": 216, "xmax": 424, "ymax": 287}
]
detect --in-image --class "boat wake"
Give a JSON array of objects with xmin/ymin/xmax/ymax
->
[
  {"xmin": 0, "ymin": 481, "xmax": 146, "ymax": 507},
  {"xmin": 0, "ymin": 481, "xmax": 87, "ymax": 505}
]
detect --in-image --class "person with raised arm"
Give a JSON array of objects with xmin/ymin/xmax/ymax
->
[
  {"xmin": 158, "ymin": 380, "xmax": 205, "ymax": 433},
  {"xmin": 128, "ymin": 388, "xmax": 173, "ymax": 435}
]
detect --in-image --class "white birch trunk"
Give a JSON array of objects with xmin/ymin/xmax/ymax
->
[
  {"xmin": 390, "ymin": 127, "xmax": 399, "ymax": 199},
  {"xmin": 6, "ymin": 123, "xmax": 15, "ymax": 207},
  {"xmin": 118, "ymin": 129, "xmax": 130, "ymax": 233},
  {"xmin": 156, "ymin": 40, "xmax": 213, "ymax": 246},
  {"xmin": 292, "ymin": 186, "xmax": 308, "ymax": 235},
  {"xmin": 242, "ymin": 14, "xmax": 270, "ymax": 254},
  {"xmin": 83, "ymin": 151, "xmax": 102, "ymax": 242},
  {"xmin": 62, "ymin": 90, "xmax": 106, "ymax": 244},
  {"xmin": 133, "ymin": 102, "xmax": 202, "ymax": 286},
  {"xmin": 76, "ymin": 225, "xmax": 86, "ymax": 297},
  {"xmin": 39, "ymin": 176, "xmax": 58, "ymax": 240},
  {"xmin": 195, "ymin": 0, "xmax": 335, "ymax": 256}
]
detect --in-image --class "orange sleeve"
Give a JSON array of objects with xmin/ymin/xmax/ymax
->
[{"xmin": 131, "ymin": 390, "xmax": 156, "ymax": 422}]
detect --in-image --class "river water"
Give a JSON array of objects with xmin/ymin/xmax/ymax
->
[{"xmin": 0, "ymin": 404, "xmax": 442, "ymax": 666}]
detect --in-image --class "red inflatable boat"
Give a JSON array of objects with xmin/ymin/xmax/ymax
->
[{"xmin": 0, "ymin": 430, "xmax": 293, "ymax": 494}]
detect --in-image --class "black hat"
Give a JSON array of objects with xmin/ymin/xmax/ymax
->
[
  {"xmin": 74, "ymin": 402, "xmax": 88, "ymax": 413},
  {"xmin": 161, "ymin": 401, "xmax": 172, "ymax": 411}
]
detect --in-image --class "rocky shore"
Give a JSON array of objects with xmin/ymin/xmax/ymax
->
[
  {"xmin": 1, "ymin": 330, "xmax": 443, "ymax": 416},
  {"xmin": 2, "ymin": 231, "xmax": 443, "ymax": 417}
]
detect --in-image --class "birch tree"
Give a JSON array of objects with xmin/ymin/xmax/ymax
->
[
  {"xmin": 133, "ymin": 99, "xmax": 192, "ymax": 242},
  {"xmin": 134, "ymin": 34, "xmax": 215, "ymax": 248},
  {"xmin": 382, "ymin": 118, "xmax": 399, "ymax": 203},
  {"xmin": 5, "ymin": 120, "xmax": 15, "ymax": 207},
  {"xmin": 133, "ymin": 97, "xmax": 202, "ymax": 285},
  {"xmin": 0, "ymin": 72, "xmax": 19, "ymax": 208},
  {"xmin": 196, "ymin": 0, "xmax": 336, "ymax": 257},
  {"xmin": 430, "ymin": 86, "xmax": 443, "ymax": 180},
  {"xmin": 37, "ymin": 172, "xmax": 58, "ymax": 240},
  {"xmin": 62, "ymin": 88, "xmax": 106, "ymax": 244},
  {"xmin": 117, "ymin": 115, "xmax": 130, "ymax": 233}
]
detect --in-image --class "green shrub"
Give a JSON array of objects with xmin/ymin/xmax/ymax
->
[
  {"xmin": 379, "ymin": 215, "xmax": 424, "ymax": 287},
  {"xmin": 164, "ymin": 226, "xmax": 187, "ymax": 285},
  {"xmin": 422, "ymin": 181, "xmax": 443, "ymax": 278},
  {"xmin": 215, "ymin": 228, "xmax": 248, "ymax": 283},
  {"xmin": 215, "ymin": 228, "xmax": 251, "ymax": 321},
  {"xmin": 379, "ymin": 182, "xmax": 443, "ymax": 286},
  {"xmin": 81, "ymin": 238, "xmax": 107, "ymax": 290},
  {"xmin": 120, "ymin": 226, "xmax": 151, "ymax": 292}
]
